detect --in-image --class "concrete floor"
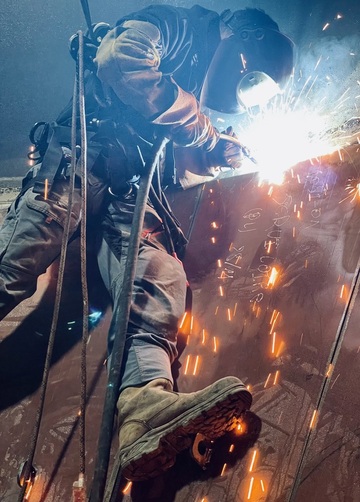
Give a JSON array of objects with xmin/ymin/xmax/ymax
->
[{"xmin": 1, "ymin": 145, "xmax": 360, "ymax": 501}]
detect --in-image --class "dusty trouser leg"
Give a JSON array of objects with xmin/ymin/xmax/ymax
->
[
  {"xmin": 0, "ymin": 178, "xmax": 81, "ymax": 321},
  {"xmin": 97, "ymin": 198, "xmax": 184, "ymax": 389},
  {"xmin": 97, "ymin": 198, "xmax": 253, "ymax": 481}
]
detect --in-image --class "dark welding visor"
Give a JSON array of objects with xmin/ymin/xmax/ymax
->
[{"xmin": 200, "ymin": 27, "xmax": 294, "ymax": 114}]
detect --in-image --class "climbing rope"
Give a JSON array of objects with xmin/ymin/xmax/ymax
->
[{"xmin": 17, "ymin": 31, "xmax": 84, "ymax": 502}]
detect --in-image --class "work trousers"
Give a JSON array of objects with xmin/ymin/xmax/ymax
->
[
  {"xmin": 0, "ymin": 177, "xmax": 187, "ymax": 391},
  {"xmin": 98, "ymin": 197, "xmax": 187, "ymax": 390}
]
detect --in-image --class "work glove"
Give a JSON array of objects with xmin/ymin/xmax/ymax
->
[{"xmin": 205, "ymin": 127, "xmax": 244, "ymax": 170}]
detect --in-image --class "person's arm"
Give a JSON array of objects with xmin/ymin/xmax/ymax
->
[{"xmin": 95, "ymin": 20, "xmax": 218, "ymax": 151}]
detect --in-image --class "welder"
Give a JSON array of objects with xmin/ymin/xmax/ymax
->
[{"xmin": 0, "ymin": 4, "xmax": 294, "ymax": 481}]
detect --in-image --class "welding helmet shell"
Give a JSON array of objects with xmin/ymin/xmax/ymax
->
[{"xmin": 200, "ymin": 9, "xmax": 294, "ymax": 114}]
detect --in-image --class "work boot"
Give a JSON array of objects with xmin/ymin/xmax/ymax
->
[{"xmin": 117, "ymin": 376, "xmax": 252, "ymax": 481}]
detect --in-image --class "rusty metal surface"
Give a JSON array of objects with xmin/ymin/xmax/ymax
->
[{"xmin": 1, "ymin": 145, "xmax": 360, "ymax": 501}]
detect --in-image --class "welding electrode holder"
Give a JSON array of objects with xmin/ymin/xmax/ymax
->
[{"xmin": 219, "ymin": 133, "xmax": 257, "ymax": 165}]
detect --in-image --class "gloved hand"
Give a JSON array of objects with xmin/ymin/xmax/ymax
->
[{"xmin": 205, "ymin": 127, "xmax": 244, "ymax": 170}]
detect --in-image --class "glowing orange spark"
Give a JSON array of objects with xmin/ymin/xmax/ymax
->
[
  {"xmin": 340, "ymin": 284, "xmax": 345, "ymax": 298},
  {"xmin": 123, "ymin": 481, "xmax": 132, "ymax": 495},
  {"xmin": 201, "ymin": 329, "xmax": 206, "ymax": 344},
  {"xmin": 44, "ymin": 178, "xmax": 49, "ymax": 200},
  {"xmin": 270, "ymin": 309, "xmax": 277, "ymax": 324},
  {"xmin": 211, "ymin": 237, "xmax": 216, "ymax": 244},
  {"xmin": 184, "ymin": 355, "xmax": 191, "ymax": 375},
  {"xmin": 326, "ymin": 363, "xmax": 334, "ymax": 378},
  {"xmin": 270, "ymin": 310, "xmax": 280, "ymax": 333},
  {"xmin": 236, "ymin": 422, "xmax": 243, "ymax": 434},
  {"xmin": 293, "ymin": 227, "xmax": 296, "ymax": 238},
  {"xmin": 221, "ymin": 463, "xmax": 227, "ymax": 476},
  {"xmin": 268, "ymin": 186, "xmax": 274, "ymax": 197},
  {"xmin": 227, "ymin": 308, "xmax": 232, "ymax": 321},
  {"xmin": 260, "ymin": 479, "xmax": 265, "ymax": 492},
  {"xmin": 247, "ymin": 477, "xmax": 255, "ymax": 500},
  {"xmin": 271, "ymin": 332, "xmax": 277, "ymax": 354},
  {"xmin": 273, "ymin": 370, "xmax": 280, "ymax": 385},
  {"xmin": 264, "ymin": 373, "xmax": 272, "ymax": 388},
  {"xmin": 219, "ymin": 286, "xmax": 224, "ymax": 297},
  {"xmin": 267, "ymin": 267, "xmax": 279, "ymax": 288},
  {"xmin": 190, "ymin": 316, "xmax": 194, "ymax": 333},
  {"xmin": 310, "ymin": 409, "xmax": 318, "ymax": 429},
  {"xmin": 193, "ymin": 355, "xmax": 200, "ymax": 375},
  {"xmin": 211, "ymin": 221, "xmax": 218, "ymax": 229},
  {"xmin": 213, "ymin": 337, "xmax": 218, "ymax": 353},
  {"xmin": 233, "ymin": 303, "xmax": 238, "ymax": 316},
  {"xmin": 249, "ymin": 450, "xmax": 257, "ymax": 472},
  {"xmin": 179, "ymin": 312, "xmax": 187, "ymax": 329},
  {"xmin": 229, "ymin": 444, "xmax": 235, "ymax": 453},
  {"xmin": 217, "ymin": 259, "xmax": 222, "ymax": 268},
  {"xmin": 276, "ymin": 341, "xmax": 285, "ymax": 358}
]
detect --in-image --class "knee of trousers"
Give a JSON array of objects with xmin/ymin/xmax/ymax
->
[{"xmin": 0, "ymin": 182, "xmax": 81, "ymax": 305}]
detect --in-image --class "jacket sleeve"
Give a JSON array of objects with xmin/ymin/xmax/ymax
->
[{"xmin": 94, "ymin": 20, "xmax": 218, "ymax": 151}]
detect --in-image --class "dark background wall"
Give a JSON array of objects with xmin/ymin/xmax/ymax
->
[{"xmin": 0, "ymin": 0, "xmax": 359, "ymax": 177}]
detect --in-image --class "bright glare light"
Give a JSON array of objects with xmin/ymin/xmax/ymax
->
[{"xmin": 239, "ymin": 108, "xmax": 336, "ymax": 184}]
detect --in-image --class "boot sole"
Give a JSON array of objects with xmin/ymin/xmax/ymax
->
[{"xmin": 118, "ymin": 380, "xmax": 252, "ymax": 481}]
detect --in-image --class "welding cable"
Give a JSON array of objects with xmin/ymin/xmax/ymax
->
[
  {"xmin": 77, "ymin": 29, "xmax": 90, "ymax": 489},
  {"xmin": 16, "ymin": 34, "xmax": 82, "ymax": 502},
  {"xmin": 89, "ymin": 134, "xmax": 169, "ymax": 502},
  {"xmin": 80, "ymin": 0, "xmax": 95, "ymax": 42}
]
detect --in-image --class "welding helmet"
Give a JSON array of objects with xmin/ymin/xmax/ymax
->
[{"xmin": 200, "ymin": 9, "xmax": 294, "ymax": 114}]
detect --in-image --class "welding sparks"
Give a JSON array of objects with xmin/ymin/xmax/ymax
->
[
  {"xmin": 271, "ymin": 332, "xmax": 277, "ymax": 354},
  {"xmin": 184, "ymin": 355, "xmax": 191, "ymax": 375},
  {"xmin": 201, "ymin": 328, "xmax": 206, "ymax": 344},
  {"xmin": 249, "ymin": 450, "xmax": 257, "ymax": 472},
  {"xmin": 247, "ymin": 477, "xmax": 255, "ymax": 500},
  {"xmin": 44, "ymin": 178, "xmax": 49, "ymax": 200},
  {"xmin": 193, "ymin": 355, "xmax": 200, "ymax": 375},
  {"xmin": 122, "ymin": 481, "xmax": 132, "ymax": 495},
  {"xmin": 309, "ymin": 409, "xmax": 318, "ymax": 429},
  {"xmin": 273, "ymin": 370, "xmax": 280, "ymax": 385},
  {"xmin": 264, "ymin": 373, "xmax": 271, "ymax": 388},
  {"xmin": 267, "ymin": 267, "xmax": 279, "ymax": 288},
  {"xmin": 341, "ymin": 178, "xmax": 360, "ymax": 203},
  {"xmin": 239, "ymin": 108, "xmax": 336, "ymax": 184},
  {"xmin": 179, "ymin": 312, "xmax": 187, "ymax": 329}
]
